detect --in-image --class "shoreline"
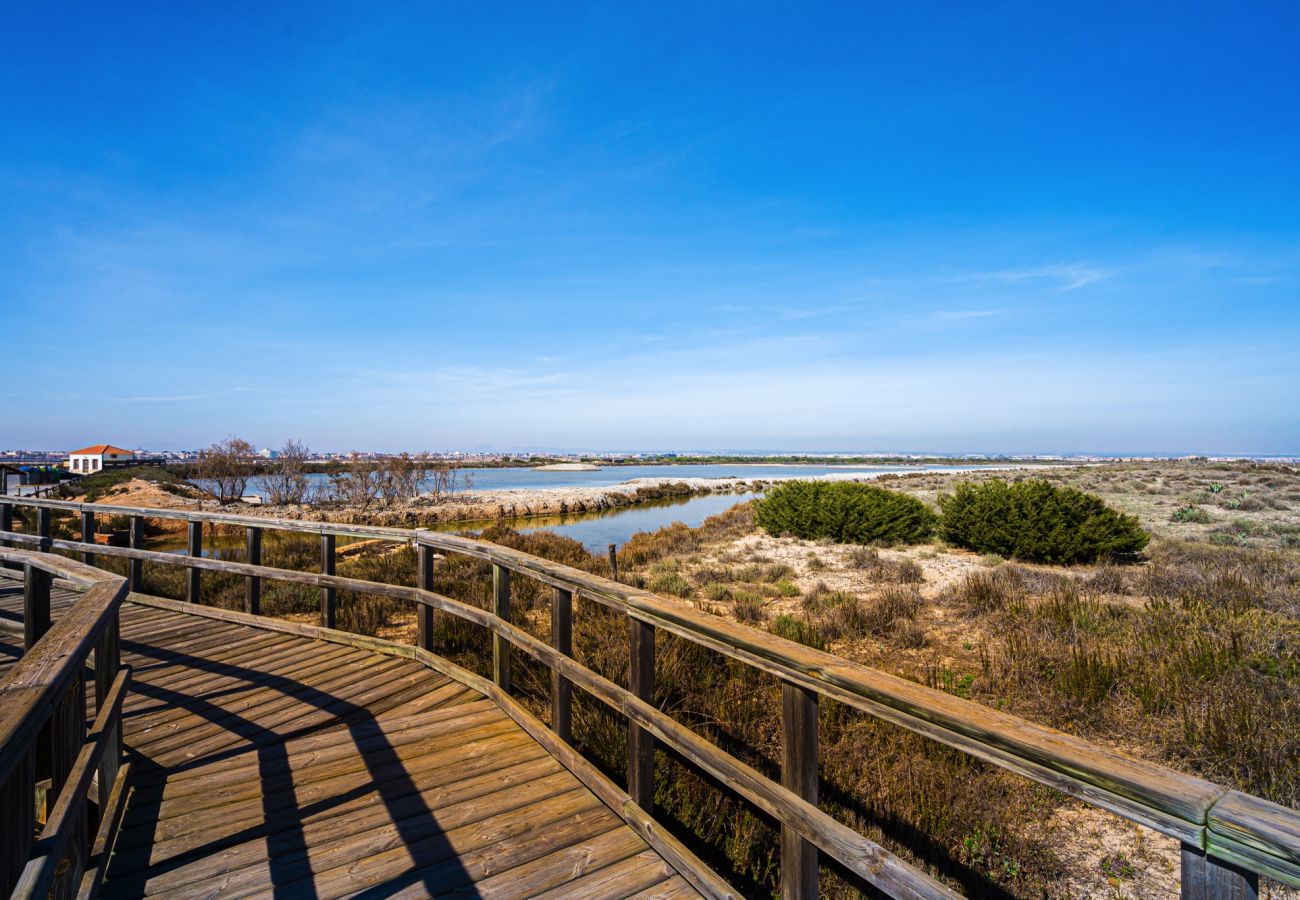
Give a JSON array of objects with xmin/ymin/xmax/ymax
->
[{"xmin": 60, "ymin": 462, "xmax": 1074, "ymax": 532}]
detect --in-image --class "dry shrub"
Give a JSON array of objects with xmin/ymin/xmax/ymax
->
[{"xmin": 732, "ymin": 590, "xmax": 768, "ymax": 624}]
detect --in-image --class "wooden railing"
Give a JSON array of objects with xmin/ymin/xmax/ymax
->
[
  {"xmin": 3, "ymin": 495, "xmax": 1298, "ymax": 898},
  {"xmin": 0, "ymin": 546, "xmax": 131, "ymax": 900}
]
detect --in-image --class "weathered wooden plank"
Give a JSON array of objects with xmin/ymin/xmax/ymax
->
[
  {"xmin": 184, "ymin": 521, "xmax": 201, "ymax": 604},
  {"xmin": 426, "ymin": 825, "xmax": 648, "ymax": 899},
  {"xmin": 493, "ymin": 563, "xmax": 510, "ymax": 691},
  {"xmin": 149, "ymin": 693, "xmax": 493, "ymax": 799},
  {"xmin": 417, "ymin": 542, "xmax": 435, "ymax": 652},
  {"xmin": 551, "ymin": 586, "xmax": 573, "ymax": 742},
  {"xmin": 23, "ymin": 562, "xmax": 51, "ymax": 650},
  {"xmin": 243, "ymin": 526, "xmax": 260, "ymax": 615},
  {"xmin": 781, "ymin": 681, "xmax": 819, "ymax": 900},
  {"xmin": 1206, "ymin": 790, "xmax": 1300, "ymax": 888},
  {"xmin": 128, "ymin": 730, "xmax": 544, "ymax": 855},
  {"xmin": 319, "ymin": 532, "xmax": 335, "ymax": 629},
  {"xmin": 127, "ymin": 655, "xmax": 414, "ymax": 757},
  {"xmin": 127, "ymin": 517, "xmax": 143, "ymax": 592},
  {"xmin": 0, "ymin": 749, "xmax": 35, "ymax": 897},
  {"xmin": 121, "ymin": 643, "xmax": 361, "ymax": 729},
  {"xmin": 629, "ymin": 616, "xmax": 655, "ymax": 813},
  {"xmin": 12, "ymin": 669, "xmax": 129, "ymax": 900},
  {"xmin": 531, "ymin": 850, "xmax": 680, "ymax": 899},
  {"xmin": 267, "ymin": 790, "xmax": 612, "ymax": 900},
  {"xmin": 1181, "ymin": 844, "xmax": 1258, "ymax": 899},
  {"xmin": 115, "ymin": 738, "xmax": 552, "ymax": 880},
  {"xmin": 128, "ymin": 779, "xmax": 601, "ymax": 896},
  {"xmin": 628, "ymin": 874, "xmax": 702, "ymax": 899}
]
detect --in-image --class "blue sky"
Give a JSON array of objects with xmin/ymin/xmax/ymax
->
[{"xmin": 3, "ymin": 2, "xmax": 1298, "ymax": 454}]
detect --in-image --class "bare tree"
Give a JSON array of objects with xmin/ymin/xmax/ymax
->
[
  {"xmin": 261, "ymin": 439, "xmax": 311, "ymax": 505},
  {"xmin": 196, "ymin": 436, "xmax": 255, "ymax": 504},
  {"xmin": 425, "ymin": 461, "xmax": 467, "ymax": 499},
  {"xmin": 328, "ymin": 455, "xmax": 381, "ymax": 510}
]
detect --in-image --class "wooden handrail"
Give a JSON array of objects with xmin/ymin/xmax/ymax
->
[
  {"xmin": 2, "ymin": 496, "xmax": 1298, "ymax": 896},
  {"xmin": 0, "ymin": 547, "xmax": 130, "ymax": 898}
]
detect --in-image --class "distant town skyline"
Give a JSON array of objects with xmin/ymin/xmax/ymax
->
[{"xmin": 5, "ymin": 4, "xmax": 1298, "ymax": 453}]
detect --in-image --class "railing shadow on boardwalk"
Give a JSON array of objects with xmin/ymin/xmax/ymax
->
[{"xmin": 105, "ymin": 636, "xmax": 471, "ymax": 898}]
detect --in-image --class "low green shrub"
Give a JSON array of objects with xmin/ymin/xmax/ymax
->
[
  {"xmin": 1172, "ymin": 506, "xmax": 1212, "ymax": 524},
  {"xmin": 938, "ymin": 480, "xmax": 1148, "ymax": 564},
  {"xmin": 755, "ymin": 481, "xmax": 936, "ymax": 546}
]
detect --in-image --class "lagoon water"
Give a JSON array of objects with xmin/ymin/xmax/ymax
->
[{"xmin": 181, "ymin": 463, "xmax": 1000, "ymax": 554}]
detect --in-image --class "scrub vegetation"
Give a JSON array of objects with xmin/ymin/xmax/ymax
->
[{"xmin": 28, "ymin": 458, "xmax": 1300, "ymax": 897}]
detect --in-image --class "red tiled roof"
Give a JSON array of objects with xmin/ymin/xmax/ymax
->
[{"xmin": 70, "ymin": 444, "xmax": 133, "ymax": 456}]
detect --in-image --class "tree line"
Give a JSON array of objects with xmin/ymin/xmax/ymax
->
[{"xmin": 195, "ymin": 437, "xmax": 471, "ymax": 507}]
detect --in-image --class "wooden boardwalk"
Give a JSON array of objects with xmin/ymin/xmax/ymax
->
[{"xmin": 0, "ymin": 573, "xmax": 700, "ymax": 899}]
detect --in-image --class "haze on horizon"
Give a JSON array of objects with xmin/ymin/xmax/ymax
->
[{"xmin": 3, "ymin": 3, "xmax": 1298, "ymax": 456}]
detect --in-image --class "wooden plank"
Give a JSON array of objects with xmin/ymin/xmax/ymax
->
[
  {"xmin": 530, "ymin": 850, "xmax": 680, "ymax": 899},
  {"xmin": 126, "ymin": 654, "xmax": 414, "ymax": 757},
  {"xmin": 13, "ymin": 670, "xmax": 129, "ymax": 900},
  {"xmin": 0, "ymin": 749, "xmax": 35, "ymax": 897},
  {"xmin": 121, "ymin": 643, "xmax": 360, "ymax": 728},
  {"xmin": 184, "ymin": 522, "xmax": 201, "ymax": 604},
  {"xmin": 116, "ymin": 592, "xmax": 737, "ymax": 899},
  {"xmin": 76, "ymin": 761, "xmax": 130, "ymax": 900},
  {"xmin": 781, "ymin": 681, "xmax": 818, "ymax": 900},
  {"xmin": 629, "ymin": 617, "xmax": 655, "ymax": 812},
  {"xmin": 123, "ymin": 739, "xmax": 555, "ymax": 873},
  {"xmin": 1181, "ymin": 844, "xmax": 1258, "ymax": 899},
  {"xmin": 264, "ymin": 789, "xmax": 611, "ymax": 900},
  {"xmin": 493, "ymin": 563, "xmax": 510, "ymax": 691},
  {"xmin": 127, "ymin": 778, "xmax": 602, "ymax": 896},
  {"xmin": 417, "ymin": 543, "xmax": 435, "ymax": 652},
  {"xmin": 23, "ymin": 563, "xmax": 51, "ymax": 650},
  {"xmin": 121, "ymin": 647, "xmax": 396, "ymax": 749},
  {"xmin": 136, "ymin": 665, "xmax": 441, "ymax": 768},
  {"xmin": 319, "ymin": 532, "xmax": 336, "ymax": 629},
  {"xmin": 79, "ymin": 512, "xmax": 95, "ymax": 568},
  {"xmin": 425, "ymin": 825, "xmax": 648, "ymax": 899},
  {"xmin": 552, "ymin": 586, "xmax": 572, "ymax": 743},
  {"xmin": 1207, "ymin": 790, "xmax": 1300, "ymax": 888},
  {"xmin": 127, "ymin": 517, "xmax": 143, "ymax": 592},
  {"xmin": 149, "ymin": 694, "xmax": 495, "ymax": 799},
  {"xmin": 628, "ymin": 875, "xmax": 702, "ymax": 899},
  {"xmin": 243, "ymin": 526, "xmax": 260, "ymax": 615}
]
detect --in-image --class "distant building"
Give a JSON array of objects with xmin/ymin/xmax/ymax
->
[
  {"xmin": 258, "ymin": 447, "xmax": 279, "ymax": 459},
  {"xmin": 67, "ymin": 443, "xmax": 135, "ymax": 474}
]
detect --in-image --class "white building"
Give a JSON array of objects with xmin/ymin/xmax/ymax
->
[{"xmin": 67, "ymin": 443, "xmax": 135, "ymax": 474}]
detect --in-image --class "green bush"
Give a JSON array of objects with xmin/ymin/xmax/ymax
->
[
  {"xmin": 754, "ymin": 481, "xmax": 937, "ymax": 546},
  {"xmin": 938, "ymin": 480, "xmax": 1148, "ymax": 564}
]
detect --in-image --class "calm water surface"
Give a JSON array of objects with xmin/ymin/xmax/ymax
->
[{"xmin": 179, "ymin": 463, "xmax": 1002, "ymax": 553}]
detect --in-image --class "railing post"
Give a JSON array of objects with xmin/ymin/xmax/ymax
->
[
  {"xmin": 37, "ymin": 506, "xmax": 51, "ymax": 549},
  {"xmin": 245, "ymin": 526, "xmax": 261, "ymax": 615},
  {"xmin": 1180, "ymin": 845, "xmax": 1258, "ymax": 899},
  {"xmin": 551, "ymin": 587, "xmax": 573, "ymax": 742},
  {"xmin": 50, "ymin": 673, "xmax": 88, "ymax": 890},
  {"xmin": 782, "ymin": 681, "xmax": 819, "ymax": 899},
  {"xmin": 1, "ymin": 501, "xmax": 13, "ymax": 570},
  {"xmin": 95, "ymin": 617, "xmax": 123, "ymax": 817},
  {"xmin": 320, "ymin": 533, "xmax": 336, "ymax": 629},
  {"xmin": 23, "ymin": 563, "xmax": 51, "ymax": 650},
  {"xmin": 492, "ymin": 564, "xmax": 511, "ymax": 691},
  {"xmin": 186, "ymin": 520, "xmax": 202, "ymax": 604},
  {"xmin": 128, "ymin": 515, "xmax": 144, "ymax": 592},
  {"xmin": 608, "ymin": 543, "xmax": 619, "ymax": 581},
  {"xmin": 417, "ymin": 544, "xmax": 436, "ymax": 652},
  {"xmin": 628, "ymin": 617, "xmax": 655, "ymax": 811},
  {"xmin": 0, "ymin": 750, "xmax": 35, "ymax": 896},
  {"xmin": 80, "ymin": 510, "xmax": 96, "ymax": 567}
]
